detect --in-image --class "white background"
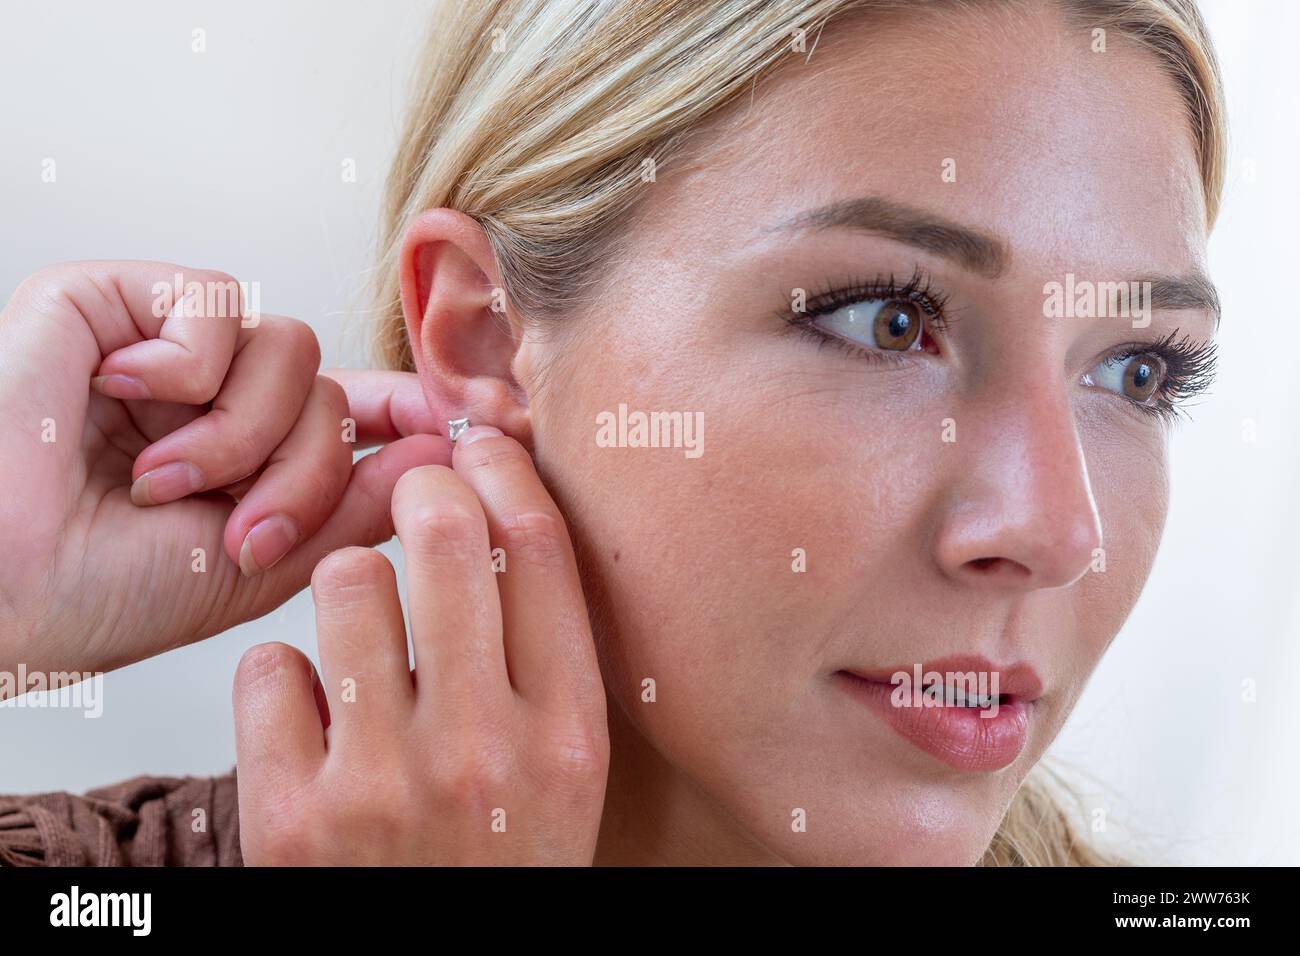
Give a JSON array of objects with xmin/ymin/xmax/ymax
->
[{"xmin": 1, "ymin": 1, "xmax": 1296, "ymax": 865}]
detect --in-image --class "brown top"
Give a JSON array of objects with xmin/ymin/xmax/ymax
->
[{"xmin": 0, "ymin": 770, "xmax": 242, "ymax": 866}]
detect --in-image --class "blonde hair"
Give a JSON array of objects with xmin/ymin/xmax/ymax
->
[{"xmin": 373, "ymin": 0, "xmax": 1226, "ymax": 865}]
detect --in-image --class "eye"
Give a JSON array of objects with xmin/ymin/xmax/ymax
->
[
  {"xmin": 781, "ymin": 269, "xmax": 950, "ymax": 358},
  {"xmin": 1084, "ymin": 352, "xmax": 1165, "ymax": 404},
  {"xmin": 817, "ymin": 298, "xmax": 924, "ymax": 351}
]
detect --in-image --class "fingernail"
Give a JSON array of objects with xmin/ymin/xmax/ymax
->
[
  {"xmin": 239, "ymin": 515, "xmax": 301, "ymax": 576},
  {"xmin": 457, "ymin": 425, "xmax": 503, "ymax": 446},
  {"xmin": 91, "ymin": 374, "xmax": 152, "ymax": 401},
  {"xmin": 129, "ymin": 461, "xmax": 205, "ymax": 506}
]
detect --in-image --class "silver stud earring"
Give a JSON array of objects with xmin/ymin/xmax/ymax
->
[{"xmin": 447, "ymin": 417, "xmax": 470, "ymax": 442}]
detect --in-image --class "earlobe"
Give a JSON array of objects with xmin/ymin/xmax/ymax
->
[{"xmin": 398, "ymin": 208, "xmax": 533, "ymax": 447}]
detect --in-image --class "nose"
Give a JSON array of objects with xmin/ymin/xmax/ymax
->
[{"xmin": 931, "ymin": 384, "xmax": 1103, "ymax": 592}]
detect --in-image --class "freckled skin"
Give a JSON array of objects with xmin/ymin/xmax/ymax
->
[{"xmin": 518, "ymin": 2, "xmax": 1212, "ymax": 865}]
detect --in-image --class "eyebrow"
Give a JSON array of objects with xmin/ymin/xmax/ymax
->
[
  {"xmin": 770, "ymin": 194, "xmax": 1221, "ymax": 327},
  {"xmin": 769, "ymin": 195, "xmax": 1010, "ymax": 279},
  {"xmin": 1143, "ymin": 273, "xmax": 1222, "ymax": 329}
]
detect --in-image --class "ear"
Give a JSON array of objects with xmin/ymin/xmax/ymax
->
[{"xmin": 399, "ymin": 208, "xmax": 531, "ymax": 446}]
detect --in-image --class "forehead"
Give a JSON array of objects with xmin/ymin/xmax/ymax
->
[{"xmin": 633, "ymin": 1, "xmax": 1208, "ymax": 279}]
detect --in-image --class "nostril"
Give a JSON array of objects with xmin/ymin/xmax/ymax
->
[{"xmin": 966, "ymin": 556, "xmax": 1031, "ymax": 578}]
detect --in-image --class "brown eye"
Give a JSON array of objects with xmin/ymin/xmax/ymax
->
[
  {"xmin": 1122, "ymin": 354, "xmax": 1162, "ymax": 402},
  {"xmin": 873, "ymin": 299, "xmax": 921, "ymax": 350}
]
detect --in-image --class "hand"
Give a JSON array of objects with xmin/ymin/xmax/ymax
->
[
  {"xmin": 233, "ymin": 429, "xmax": 609, "ymax": 865},
  {"xmin": 0, "ymin": 261, "xmax": 447, "ymax": 679}
]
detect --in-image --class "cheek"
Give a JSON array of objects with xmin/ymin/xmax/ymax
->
[
  {"xmin": 1045, "ymin": 424, "xmax": 1170, "ymax": 714},
  {"xmin": 1092, "ymin": 420, "xmax": 1169, "ymax": 602},
  {"xmin": 526, "ymin": 323, "xmax": 933, "ymax": 744}
]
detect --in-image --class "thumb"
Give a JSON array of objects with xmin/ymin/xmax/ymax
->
[{"xmin": 321, "ymin": 368, "xmax": 449, "ymax": 448}]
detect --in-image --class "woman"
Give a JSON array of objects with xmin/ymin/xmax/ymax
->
[{"xmin": 0, "ymin": 0, "xmax": 1224, "ymax": 865}]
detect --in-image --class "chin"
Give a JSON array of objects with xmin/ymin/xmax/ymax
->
[{"xmin": 723, "ymin": 753, "xmax": 1023, "ymax": 865}]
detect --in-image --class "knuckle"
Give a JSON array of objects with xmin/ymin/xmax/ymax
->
[
  {"xmin": 296, "ymin": 464, "xmax": 340, "ymax": 509},
  {"xmin": 16, "ymin": 264, "xmax": 91, "ymax": 315},
  {"xmin": 405, "ymin": 503, "xmax": 485, "ymax": 559},
  {"xmin": 462, "ymin": 439, "xmax": 526, "ymax": 474},
  {"xmin": 340, "ymin": 801, "xmax": 407, "ymax": 847},
  {"xmin": 542, "ymin": 725, "xmax": 610, "ymax": 787},
  {"xmin": 179, "ymin": 357, "xmax": 229, "ymax": 402},
  {"xmin": 441, "ymin": 749, "xmax": 514, "ymax": 813},
  {"xmin": 392, "ymin": 463, "xmax": 450, "ymax": 500},
  {"xmin": 498, "ymin": 509, "xmax": 568, "ymax": 566},
  {"xmin": 191, "ymin": 270, "xmax": 243, "ymax": 320},
  {"xmin": 269, "ymin": 317, "xmax": 321, "ymax": 370},
  {"xmin": 333, "ymin": 772, "xmax": 419, "ymax": 842},
  {"xmin": 219, "ymin": 416, "xmax": 267, "ymax": 469},
  {"xmin": 200, "ymin": 269, "xmax": 239, "ymax": 289},
  {"xmin": 313, "ymin": 373, "xmax": 349, "ymax": 415},
  {"xmin": 250, "ymin": 799, "xmax": 317, "ymax": 865},
  {"xmin": 21, "ymin": 264, "xmax": 74, "ymax": 297},
  {"xmin": 287, "ymin": 446, "xmax": 349, "ymax": 510}
]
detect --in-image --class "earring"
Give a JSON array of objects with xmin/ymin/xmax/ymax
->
[{"xmin": 447, "ymin": 417, "xmax": 471, "ymax": 442}]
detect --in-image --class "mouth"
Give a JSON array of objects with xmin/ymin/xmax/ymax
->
[{"xmin": 835, "ymin": 656, "xmax": 1043, "ymax": 773}]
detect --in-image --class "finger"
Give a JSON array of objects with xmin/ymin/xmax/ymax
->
[
  {"xmin": 177, "ymin": 435, "xmax": 450, "ymax": 643},
  {"xmin": 321, "ymin": 368, "xmax": 444, "ymax": 448},
  {"xmin": 221, "ymin": 471, "xmax": 261, "ymax": 502},
  {"xmin": 233, "ymin": 642, "xmax": 326, "ymax": 803},
  {"xmin": 310, "ymin": 548, "xmax": 414, "ymax": 747},
  {"xmin": 451, "ymin": 428, "xmax": 601, "ymax": 709},
  {"xmin": 390, "ymin": 464, "xmax": 511, "ymax": 714},
  {"xmin": 82, "ymin": 394, "xmax": 204, "ymax": 464},
  {"xmin": 92, "ymin": 281, "xmax": 244, "ymax": 403},
  {"xmin": 1, "ymin": 262, "xmax": 245, "ymax": 500},
  {"xmin": 4, "ymin": 261, "xmax": 246, "ymax": 390},
  {"xmin": 127, "ymin": 315, "xmax": 320, "ymax": 505},
  {"xmin": 222, "ymin": 375, "xmax": 354, "ymax": 575},
  {"xmin": 229, "ymin": 434, "xmax": 452, "ymax": 612},
  {"xmin": 120, "ymin": 399, "xmax": 208, "ymax": 445}
]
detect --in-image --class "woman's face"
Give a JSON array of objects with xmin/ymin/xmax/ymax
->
[{"xmin": 515, "ymin": 2, "xmax": 1215, "ymax": 864}]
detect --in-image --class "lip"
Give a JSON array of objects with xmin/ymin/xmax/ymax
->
[{"xmin": 836, "ymin": 656, "xmax": 1043, "ymax": 773}]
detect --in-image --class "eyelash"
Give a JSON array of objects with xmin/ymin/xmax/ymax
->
[
  {"xmin": 777, "ymin": 271, "xmax": 1219, "ymax": 422},
  {"xmin": 1101, "ymin": 331, "xmax": 1219, "ymax": 423},
  {"xmin": 780, "ymin": 268, "xmax": 952, "ymax": 342}
]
